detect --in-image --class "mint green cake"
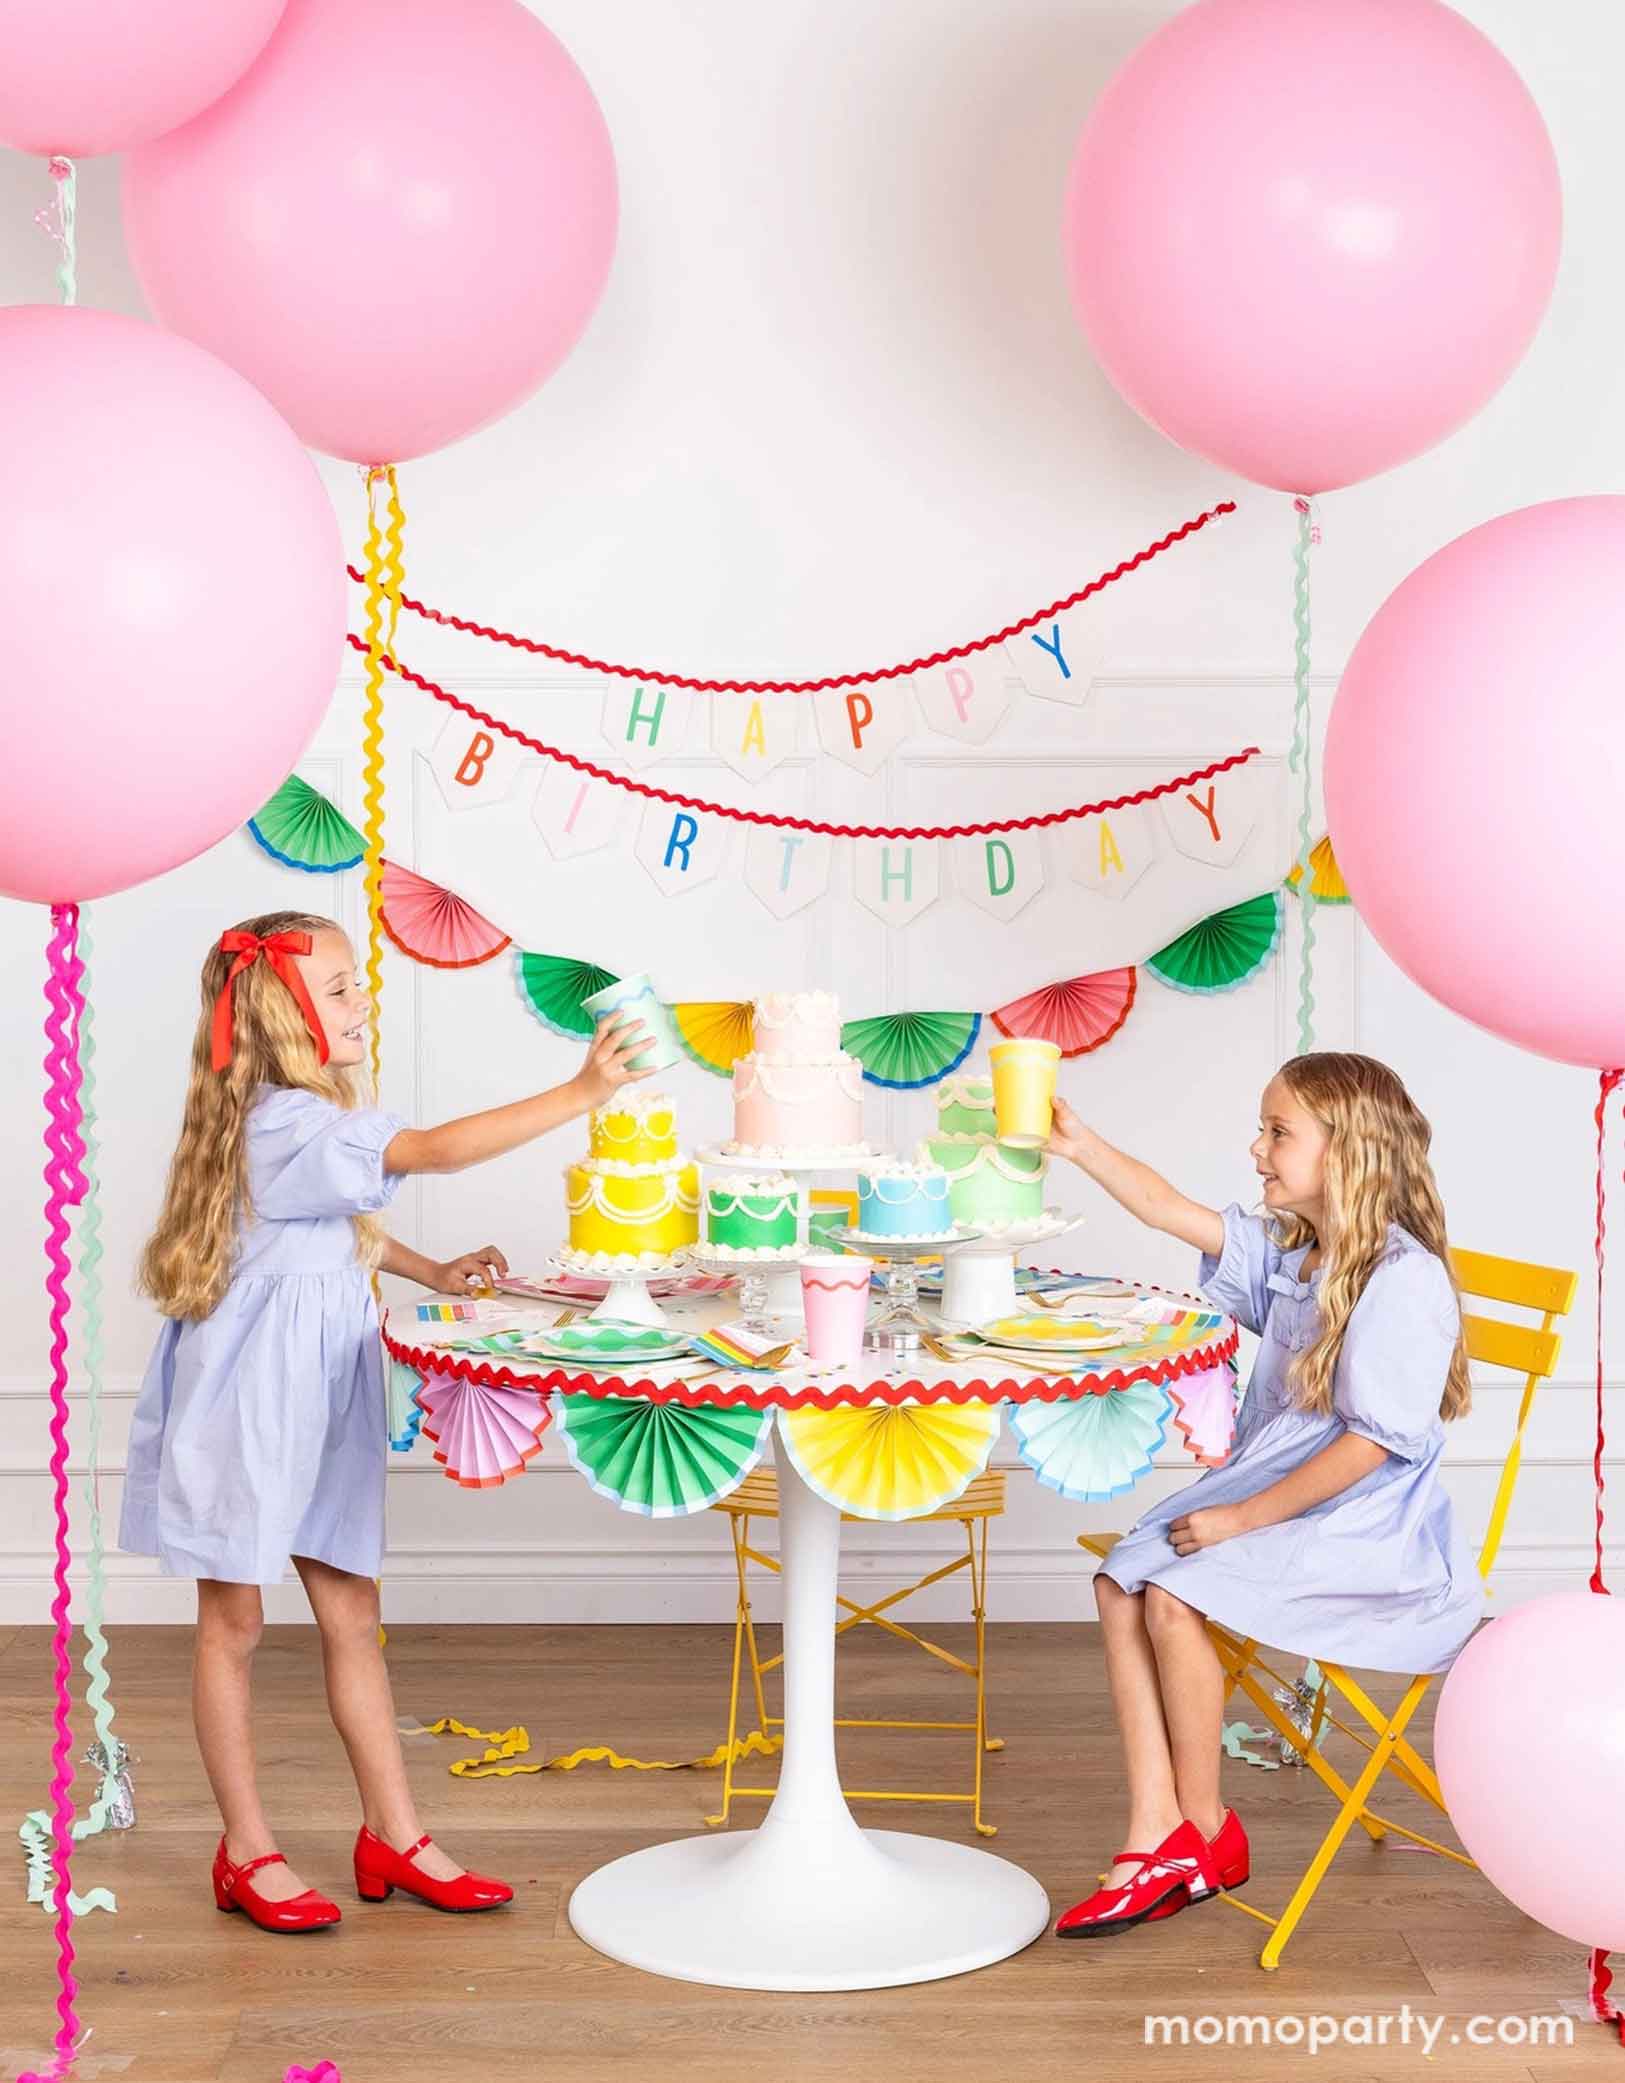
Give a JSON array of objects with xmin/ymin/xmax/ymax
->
[
  {"xmin": 934, "ymin": 1073, "xmax": 997, "ymax": 1143},
  {"xmin": 923, "ymin": 1136, "xmax": 1046, "ymax": 1227}
]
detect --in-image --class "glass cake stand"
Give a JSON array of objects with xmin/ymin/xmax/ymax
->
[
  {"xmin": 695, "ymin": 1146, "xmax": 889, "ymax": 1329},
  {"xmin": 936, "ymin": 1212, "xmax": 1083, "ymax": 1329},
  {"xmin": 835, "ymin": 1226, "xmax": 981, "ymax": 1357},
  {"xmin": 680, "ymin": 1246, "xmax": 804, "ymax": 1333}
]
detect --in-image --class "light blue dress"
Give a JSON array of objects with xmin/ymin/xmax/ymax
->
[
  {"xmin": 119, "ymin": 1085, "xmax": 407, "ymax": 1585},
  {"xmin": 1097, "ymin": 1205, "xmax": 1484, "ymax": 1673}
]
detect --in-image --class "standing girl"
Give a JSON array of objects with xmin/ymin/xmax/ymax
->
[
  {"xmin": 120, "ymin": 911, "xmax": 651, "ymax": 1932},
  {"xmin": 1043, "ymin": 1052, "xmax": 1482, "ymax": 1937}
]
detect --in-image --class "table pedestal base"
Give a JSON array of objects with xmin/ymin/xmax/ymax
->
[{"xmin": 567, "ymin": 1438, "xmax": 1050, "ymax": 1990}]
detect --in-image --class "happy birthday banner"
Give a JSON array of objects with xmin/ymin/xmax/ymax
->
[{"xmin": 343, "ymin": 498, "xmax": 1235, "ymax": 787}]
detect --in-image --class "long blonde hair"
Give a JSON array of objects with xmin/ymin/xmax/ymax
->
[
  {"xmin": 139, "ymin": 910, "xmax": 385, "ymax": 1320},
  {"xmin": 1270, "ymin": 1052, "xmax": 1471, "ymax": 1424}
]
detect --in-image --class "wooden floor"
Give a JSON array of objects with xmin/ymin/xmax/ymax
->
[{"xmin": 0, "ymin": 1619, "xmax": 1608, "ymax": 2082}]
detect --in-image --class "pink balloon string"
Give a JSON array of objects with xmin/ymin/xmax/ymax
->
[
  {"xmin": 1592, "ymin": 1070, "xmax": 1621, "ymax": 1598},
  {"xmin": 18, "ymin": 903, "xmax": 88, "ymax": 2083}
]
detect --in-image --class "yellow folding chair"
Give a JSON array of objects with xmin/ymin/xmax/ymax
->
[
  {"xmin": 707, "ymin": 1467, "xmax": 1007, "ymax": 1836},
  {"xmin": 1078, "ymin": 1245, "xmax": 1577, "ymax": 1967}
]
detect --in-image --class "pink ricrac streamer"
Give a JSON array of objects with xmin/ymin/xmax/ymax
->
[{"xmin": 18, "ymin": 905, "xmax": 88, "ymax": 2083}]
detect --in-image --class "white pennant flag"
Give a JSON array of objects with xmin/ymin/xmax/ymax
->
[
  {"xmin": 532, "ymin": 765, "xmax": 624, "ymax": 859},
  {"xmin": 600, "ymin": 677, "xmax": 693, "ymax": 771},
  {"xmin": 1069, "ymin": 802, "xmax": 1158, "ymax": 900},
  {"xmin": 951, "ymin": 829, "xmax": 1046, "ymax": 922},
  {"xmin": 710, "ymin": 691, "xmax": 799, "ymax": 782},
  {"xmin": 912, "ymin": 659, "xmax": 1015, "ymax": 745},
  {"xmin": 813, "ymin": 680, "xmax": 912, "ymax": 776},
  {"xmin": 1003, "ymin": 602, "xmax": 1105, "ymax": 708},
  {"xmin": 852, "ymin": 836, "xmax": 940, "ymax": 927},
  {"xmin": 744, "ymin": 824, "xmax": 835, "ymax": 919},
  {"xmin": 1161, "ymin": 763, "xmax": 1267, "ymax": 868},
  {"xmin": 428, "ymin": 713, "xmax": 526, "ymax": 811},
  {"xmin": 635, "ymin": 799, "xmax": 730, "ymax": 896}
]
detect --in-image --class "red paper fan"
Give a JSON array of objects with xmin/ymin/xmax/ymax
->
[
  {"xmin": 379, "ymin": 860, "xmax": 511, "ymax": 970},
  {"xmin": 990, "ymin": 968, "xmax": 1137, "ymax": 1057},
  {"xmin": 416, "ymin": 1376, "xmax": 551, "ymax": 1488}
]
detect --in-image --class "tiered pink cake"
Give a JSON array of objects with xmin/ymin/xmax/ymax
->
[{"xmin": 724, "ymin": 991, "xmax": 868, "ymax": 1158}]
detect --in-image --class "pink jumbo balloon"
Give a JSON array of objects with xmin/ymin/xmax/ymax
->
[
  {"xmin": 122, "ymin": 0, "xmax": 618, "ymax": 465},
  {"xmin": 0, "ymin": 306, "xmax": 344, "ymax": 906},
  {"xmin": 1435, "ymin": 1589, "xmax": 1625, "ymax": 1950},
  {"xmin": 0, "ymin": 0, "xmax": 286, "ymax": 157},
  {"xmin": 1325, "ymin": 497, "xmax": 1625, "ymax": 1071},
  {"xmin": 1063, "ymin": 0, "xmax": 1561, "ymax": 493}
]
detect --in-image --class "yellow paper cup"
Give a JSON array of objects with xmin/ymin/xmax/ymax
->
[{"xmin": 989, "ymin": 1037, "xmax": 1061, "ymax": 1147}]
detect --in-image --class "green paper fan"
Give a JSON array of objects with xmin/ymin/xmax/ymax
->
[
  {"xmin": 557, "ymin": 1395, "xmax": 772, "ymax": 1517},
  {"xmin": 1145, "ymin": 891, "xmax": 1284, "ymax": 996},
  {"xmin": 515, "ymin": 951, "xmax": 620, "ymax": 1040},
  {"xmin": 840, "ymin": 1011, "xmax": 982, "ymax": 1089},
  {"xmin": 247, "ymin": 774, "xmax": 364, "ymax": 874}
]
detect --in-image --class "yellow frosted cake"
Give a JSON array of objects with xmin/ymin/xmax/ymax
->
[{"xmin": 565, "ymin": 1091, "xmax": 699, "ymax": 1264}]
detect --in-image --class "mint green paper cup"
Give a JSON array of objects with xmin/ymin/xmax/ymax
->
[{"xmin": 580, "ymin": 972, "xmax": 683, "ymax": 1073}]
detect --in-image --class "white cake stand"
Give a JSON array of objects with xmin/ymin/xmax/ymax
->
[
  {"xmin": 542, "ymin": 1250, "xmax": 691, "ymax": 1330},
  {"xmin": 567, "ymin": 1436, "xmax": 1050, "ymax": 1989},
  {"xmin": 936, "ymin": 1211, "xmax": 1084, "ymax": 1329}
]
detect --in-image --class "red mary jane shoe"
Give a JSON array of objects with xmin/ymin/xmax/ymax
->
[
  {"xmin": 212, "ymin": 1839, "xmax": 341, "ymax": 1933},
  {"xmin": 1056, "ymin": 1813, "xmax": 1242, "ymax": 1939},
  {"xmin": 353, "ymin": 1827, "xmax": 514, "ymax": 1912}
]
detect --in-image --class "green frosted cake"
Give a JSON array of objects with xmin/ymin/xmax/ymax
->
[
  {"xmin": 922, "ymin": 1136, "xmax": 1046, "ymax": 1228},
  {"xmin": 701, "ymin": 1173, "xmax": 807, "ymax": 1258},
  {"xmin": 934, "ymin": 1073, "xmax": 998, "ymax": 1143}
]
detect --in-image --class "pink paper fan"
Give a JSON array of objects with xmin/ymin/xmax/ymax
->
[
  {"xmin": 415, "ymin": 1376, "xmax": 551, "ymax": 1488},
  {"xmin": 990, "ymin": 968, "xmax": 1137, "ymax": 1056},
  {"xmin": 1166, "ymin": 1363, "xmax": 1238, "ymax": 1466},
  {"xmin": 379, "ymin": 860, "xmax": 511, "ymax": 970}
]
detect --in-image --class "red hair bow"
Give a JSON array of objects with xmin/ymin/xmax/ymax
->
[{"xmin": 211, "ymin": 929, "xmax": 331, "ymax": 1073}]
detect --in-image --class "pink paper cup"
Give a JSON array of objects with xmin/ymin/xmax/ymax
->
[{"xmin": 800, "ymin": 1252, "xmax": 873, "ymax": 1369}]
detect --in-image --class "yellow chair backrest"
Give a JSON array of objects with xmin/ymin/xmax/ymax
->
[{"xmin": 1446, "ymin": 1246, "xmax": 1577, "ymax": 1582}]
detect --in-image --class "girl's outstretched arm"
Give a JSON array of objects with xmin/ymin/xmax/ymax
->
[
  {"xmin": 1046, "ymin": 1098, "xmax": 1224, "ymax": 1255},
  {"xmin": 383, "ymin": 1017, "xmax": 651, "ymax": 1178}
]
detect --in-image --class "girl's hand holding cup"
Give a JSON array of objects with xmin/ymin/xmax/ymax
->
[
  {"xmin": 1046, "ymin": 1096, "xmax": 1092, "ymax": 1165},
  {"xmin": 574, "ymin": 1015, "xmax": 656, "ymax": 1109}
]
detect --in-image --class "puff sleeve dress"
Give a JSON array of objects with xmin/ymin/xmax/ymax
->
[
  {"xmin": 1095, "ymin": 1206, "xmax": 1484, "ymax": 1673},
  {"xmin": 120, "ymin": 1085, "xmax": 407, "ymax": 1585}
]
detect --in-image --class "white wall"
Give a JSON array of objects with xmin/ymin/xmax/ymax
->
[{"xmin": 2, "ymin": 0, "xmax": 1622, "ymax": 1624}]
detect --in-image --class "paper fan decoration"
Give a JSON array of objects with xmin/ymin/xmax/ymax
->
[
  {"xmin": 1285, "ymin": 835, "xmax": 1351, "ymax": 906},
  {"xmin": 991, "ymin": 969, "xmax": 1137, "ymax": 1057},
  {"xmin": 515, "ymin": 951, "xmax": 620, "ymax": 1039},
  {"xmin": 1008, "ymin": 1381, "xmax": 1171, "ymax": 1501},
  {"xmin": 1145, "ymin": 891, "xmax": 1284, "ymax": 996},
  {"xmin": 777, "ymin": 1401, "xmax": 1000, "ymax": 1521},
  {"xmin": 415, "ymin": 1375, "xmax": 552, "ymax": 1489},
  {"xmin": 379, "ymin": 860, "xmax": 510, "ymax": 970},
  {"xmin": 387, "ymin": 1360, "xmax": 426, "ymax": 1453},
  {"xmin": 1166, "ymin": 1362, "xmax": 1239, "ymax": 1468},
  {"xmin": 673, "ymin": 1001, "xmax": 756, "ymax": 1077},
  {"xmin": 247, "ymin": 775, "xmax": 364, "ymax": 874},
  {"xmin": 839, "ymin": 1012, "xmax": 982, "ymax": 1090},
  {"xmin": 557, "ymin": 1394, "xmax": 772, "ymax": 1517}
]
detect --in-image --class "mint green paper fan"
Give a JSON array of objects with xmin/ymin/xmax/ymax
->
[
  {"xmin": 557, "ymin": 1395, "xmax": 772, "ymax": 1517},
  {"xmin": 515, "ymin": 951, "xmax": 620, "ymax": 1040},
  {"xmin": 1008, "ymin": 1380, "xmax": 1171, "ymax": 1501},
  {"xmin": 388, "ymin": 1360, "xmax": 425, "ymax": 1453},
  {"xmin": 1145, "ymin": 891, "xmax": 1283, "ymax": 996},
  {"xmin": 840, "ymin": 1011, "xmax": 982, "ymax": 1089},
  {"xmin": 247, "ymin": 774, "xmax": 364, "ymax": 874}
]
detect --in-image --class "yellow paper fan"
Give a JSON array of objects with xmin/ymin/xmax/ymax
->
[
  {"xmin": 1285, "ymin": 835, "xmax": 1350, "ymax": 905},
  {"xmin": 673, "ymin": 1000, "xmax": 756, "ymax": 1077},
  {"xmin": 777, "ymin": 1402, "xmax": 1000, "ymax": 1520}
]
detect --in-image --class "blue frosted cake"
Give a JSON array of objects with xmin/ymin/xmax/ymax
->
[{"xmin": 857, "ymin": 1161, "xmax": 953, "ymax": 1238}]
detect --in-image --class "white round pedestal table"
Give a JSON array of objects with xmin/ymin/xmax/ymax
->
[{"xmin": 567, "ymin": 1435, "xmax": 1051, "ymax": 1990}]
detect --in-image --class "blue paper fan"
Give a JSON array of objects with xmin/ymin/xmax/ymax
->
[
  {"xmin": 388, "ymin": 1360, "xmax": 425, "ymax": 1453},
  {"xmin": 1007, "ymin": 1381, "xmax": 1172, "ymax": 1501}
]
